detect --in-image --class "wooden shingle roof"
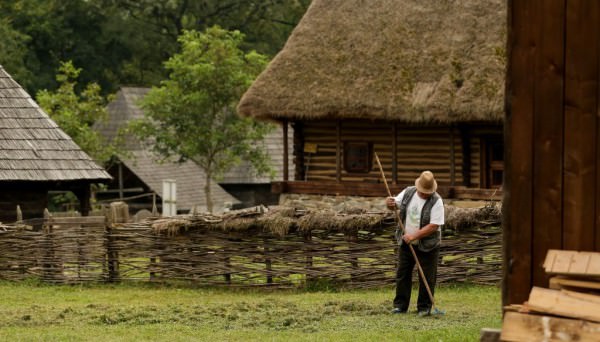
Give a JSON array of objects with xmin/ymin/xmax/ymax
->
[
  {"xmin": 0, "ymin": 65, "xmax": 111, "ymax": 181},
  {"xmin": 219, "ymin": 124, "xmax": 293, "ymax": 184},
  {"xmin": 121, "ymin": 150, "xmax": 240, "ymax": 212},
  {"xmin": 98, "ymin": 87, "xmax": 240, "ymax": 212}
]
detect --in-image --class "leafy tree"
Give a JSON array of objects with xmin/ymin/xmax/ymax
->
[
  {"xmin": 0, "ymin": 0, "xmax": 129, "ymax": 95},
  {"xmin": 36, "ymin": 61, "xmax": 120, "ymax": 163},
  {"xmin": 0, "ymin": 19, "xmax": 33, "ymax": 89},
  {"xmin": 132, "ymin": 26, "xmax": 273, "ymax": 212},
  {"xmin": 98, "ymin": 0, "xmax": 310, "ymax": 84}
]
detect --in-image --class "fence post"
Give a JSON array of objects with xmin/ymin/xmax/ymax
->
[
  {"xmin": 105, "ymin": 204, "xmax": 124, "ymax": 283},
  {"xmin": 42, "ymin": 209, "xmax": 59, "ymax": 283},
  {"xmin": 303, "ymin": 232, "xmax": 313, "ymax": 283},
  {"xmin": 264, "ymin": 238, "xmax": 273, "ymax": 284},
  {"xmin": 347, "ymin": 232, "xmax": 360, "ymax": 281},
  {"xmin": 16, "ymin": 205, "xmax": 22, "ymax": 222}
]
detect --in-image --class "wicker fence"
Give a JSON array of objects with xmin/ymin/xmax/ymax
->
[{"xmin": 0, "ymin": 205, "xmax": 501, "ymax": 288}]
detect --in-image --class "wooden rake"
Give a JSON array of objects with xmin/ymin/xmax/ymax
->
[{"xmin": 374, "ymin": 153, "xmax": 445, "ymax": 316}]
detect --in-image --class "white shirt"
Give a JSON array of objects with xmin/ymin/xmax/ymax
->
[{"xmin": 394, "ymin": 189, "xmax": 444, "ymax": 242}]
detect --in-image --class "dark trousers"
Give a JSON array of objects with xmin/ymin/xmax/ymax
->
[{"xmin": 393, "ymin": 243, "xmax": 439, "ymax": 312}]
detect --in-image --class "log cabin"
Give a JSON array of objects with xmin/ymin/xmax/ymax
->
[
  {"xmin": 237, "ymin": 0, "xmax": 506, "ymax": 200},
  {"xmin": 0, "ymin": 65, "xmax": 111, "ymax": 221}
]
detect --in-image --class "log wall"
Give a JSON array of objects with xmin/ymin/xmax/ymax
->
[{"xmin": 299, "ymin": 120, "xmax": 501, "ymax": 188}]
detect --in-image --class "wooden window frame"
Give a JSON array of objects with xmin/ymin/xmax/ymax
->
[
  {"xmin": 343, "ymin": 141, "xmax": 373, "ymax": 174},
  {"xmin": 481, "ymin": 137, "xmax": 504, "ymax": 189}
]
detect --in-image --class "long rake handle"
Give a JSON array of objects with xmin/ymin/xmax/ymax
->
[{"xmin": 375, "ymin": 153, "xmax": 436, "ymax": 309}]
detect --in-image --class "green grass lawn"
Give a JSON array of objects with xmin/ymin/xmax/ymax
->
[{"xmin": 0, "ymin": 281, "xmax": 501, "ymax": 342}]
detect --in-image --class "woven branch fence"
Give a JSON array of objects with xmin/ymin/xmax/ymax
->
[{"xmin": 0, "ymin": 204, "xmax": 501, "ymax": 288}]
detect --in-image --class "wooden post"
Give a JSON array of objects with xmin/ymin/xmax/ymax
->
[
  {"xmin": 42, "ymin": 209, "xmax": 58, "ymax": 282},
  {"xmin": 264, "ymin": 238, "xmax": 273, "ymax": 284},
  {"xmin": 118, "ymin": 161, "xmax": 124, "ymax": 200},
  {"xmin": 293, "ymin": 122, "xmax": 305, "ymax": 181},
  {"xmin": 304, "ymin": 232, "xmax": 313, "ymax": 283},
  {"xmin": 347, "ymin": 232, "xmax": 359, "ymax": 281},
  {"xmin": 459, "ymin": 125, "xmax": 471, "ymax": 187},
  {"xmin": 449, "ymin": 125, "xmax": 456, "ymax": 186},
  {"xmin": 224, "ymin": 255, "xmax": 232, "ymax": 284},
  {"xmin": 105, "ymin": 207, "xmax": 120, "ymax": 282},
  {"xmin": 336, "ymin": 120, "xmax": 342, "ymax": 182},
  {"xmin": 74, "ymin": 185, "xmax": 91, "ymax": 216},
  {"xmin": 392, "ymin": 123, "xmax": 398, "ymax": 184},
  {"xmin": 152, "ymin": 193, "xmax": 158, "ymax": 216},
  {"xmin": 283, "ymin": 120, "xmax": 289, "ymax": 182},
  {"xmin": 16, "ymin": 205, "xmax": 22, "ymax": 222}
]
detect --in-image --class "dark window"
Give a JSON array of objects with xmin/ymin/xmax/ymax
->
[
  {"xmin": 485, "ymin": 138, "xmax": 504, "ymax": 188},
  {"xmin": 344, "ymin": 142, "xmax": 373, "ymax": 173}
]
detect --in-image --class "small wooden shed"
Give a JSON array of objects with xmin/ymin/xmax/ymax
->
[
  {"xmin": 0, "ymin": 65, "xmax": 111, "ymax": 221},
  {"xmin": 505, "ymin": 1, "xmax": 600, "ymax": 305},
  {"xmin": 238, "ymin": 0, "xmax": 506, "ymax": 199}
]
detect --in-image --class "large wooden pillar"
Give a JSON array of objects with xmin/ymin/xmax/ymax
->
[
  {"xmin": 74, "ymin": 184, "xmax": 91, "ymax": 216},
  {"xmin": 505, "ymin": 0, "xmax": 600, "ymax": 306}
]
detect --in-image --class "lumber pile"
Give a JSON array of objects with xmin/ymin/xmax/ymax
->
[{"xmin": 500, "ymin": 250, "xmax": 600, "ymax": 341}]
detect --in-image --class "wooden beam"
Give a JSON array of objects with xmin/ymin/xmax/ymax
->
[
  {"xmin": 549, "ymin": 276, "xmax": 600, "ymax": 291},
  {"xmin": 501, "ymin": 311, "xmax": 600, "ymax": 341},
  {"xmin": 118, "ymin": 161, "xmax": 124, "ymax": 199},
  {"xmin": 532, "ymin": 0, "xmax": 565, "ymax": 289},
  {"xmin": 392, "ymin": 123, "xmax": 398, "ymax": 184},
  {"xmin": 450, "ymin": 125, "xmax": 456, "ymax": 186},
  {"xmin": 459, "ymin": 125, "xmax": 471, "ymax": 187},
  {"xmin": 283, "ymin": 120, "xmax": 289, "ymax": 181},
  {"xmin": 563, "ymin": 0, "xmax": 599, "ymax": 251},
  {"xmin": 543, "ymin": 249, "xmax": 600, "ymax": 276},
  {"xmin": 293, "ymin": 122, "xmax": 304, "ymax": 181},
  {"xmin": 504, "ymin": 0, "xmax": 536, "ymax": 305},
  {"xmin": 527, "ymin": 287, "xmax": 600, "ymax": 323},
  {"xmin": 336, "ymin": 120, "xmax": 341, "ymax": 182},
  {"xmin": 74, "ymin": 185, "xmax": 91, "ymax": 216}
]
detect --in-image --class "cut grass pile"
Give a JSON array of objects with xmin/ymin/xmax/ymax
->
[{"xmin": 0, "ymin": 281, "xmax": 501, "ymax": 341}]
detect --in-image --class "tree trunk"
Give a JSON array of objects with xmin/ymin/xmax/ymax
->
[{"xmin": 204, "ymin": 173, "xmax": 213, "ymax": 213}]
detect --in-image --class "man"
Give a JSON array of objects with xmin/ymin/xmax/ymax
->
[{"xmin": 385, "ymin": 170, "xmax": 444, "ymax": 316}]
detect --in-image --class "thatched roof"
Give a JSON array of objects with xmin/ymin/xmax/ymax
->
[
  {"xmin": 238, "ymin": 0, "xmax": 506, "ymax": 123},
  {"xmin": 97, "ymin": 87, "xmax": 240, "ymax": 213},
  {"xmin": 0, "ymin": 65, "xmax": 111, "ymax": 182}
]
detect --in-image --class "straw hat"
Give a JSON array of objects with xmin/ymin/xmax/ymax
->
[{"xmin": 415, "ymin": 171, "xmax": 437, "ymax": 194}]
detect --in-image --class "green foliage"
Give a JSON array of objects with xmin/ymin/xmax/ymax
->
[
  {"xmin": 36, "ymin": 61, "xmax": 120, "ymax": 163},
  {"xmin": 132, "ymin": 26, "xmax": 274, "ymax": 212},
  {"xmin": 0, "ymin": 0, "xmax": 309, "ymax": 94},
  {"xmin": 0, "ymin": 18, "xmax": 33, "ymax": 88},
  {"xmin": 0, "ymin": 0, "xmax": 129, "ymax": 95}
]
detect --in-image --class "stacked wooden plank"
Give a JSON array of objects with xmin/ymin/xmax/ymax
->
[{"xmin": 500, "ymin": 250, "xmax": 600, "ymax": 341}]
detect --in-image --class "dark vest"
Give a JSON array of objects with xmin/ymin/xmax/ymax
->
[{"xmin": 397, "ymin": 186, "xmax": 442, "ymax": 252}]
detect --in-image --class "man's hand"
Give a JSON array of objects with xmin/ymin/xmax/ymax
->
[
  {"xmin": 402, "ymin": 233, "xmax": 418, "ymax": 244},
  {"xmin": 386, "ymin": 197, "xmax": 396, "ymax": 210}
]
